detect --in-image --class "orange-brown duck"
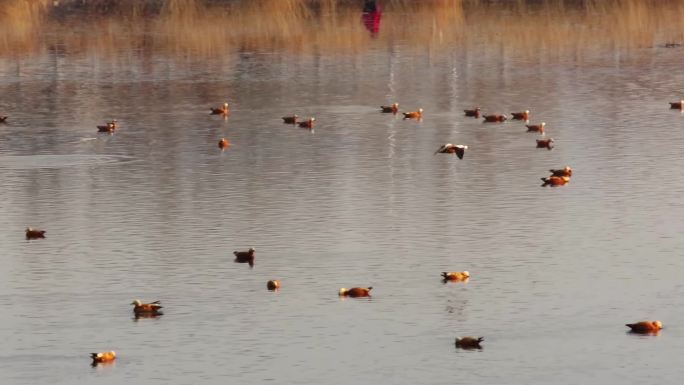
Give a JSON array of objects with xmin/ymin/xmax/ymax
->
[
  {"xmin": 541, "ymin": 175, "xmax": 569, "ymax": 186},
  {"xmin": 511, "ymin": 110, "xmax": 530, "ymax": 120},
  {"xmin": 483, "ymin": 114, "xmax": 507, "ymax": 122},
  {"xmin": 402, "ymin": 108, "xmax": 423, "ymax": 119},
  {"xmin": 131, "ymin": 300, "xmax": 163, "ymax": 316},
  {"xmin": 234, "ymin": 247, "xmax": 255, "ymax": 267},
  {"xmin": 282, "ymin": 115, "xmax": 298, "ymax": 124},
  {"xmin": 536, "ymin": 138, "xmax": 554, "ymax": 150},
  {"xmin": 210, "ymin": 102, "xmax": 229, "ymax": 115},
  {"xmin": 25, "ymin": 227, "xmax": 46, "ymax": 239},
  {"xmin": 464, "ymin": 107, "xmax": 481, "ymax": 118},
  {"xmin": 91, "ymin": 351, "xmax": 116, "ymax": 364},
  {"xmin": 339, "ymin": 287, "xmax": 372, "ymax": 298},
  {"xmin": 218, "ymin": 138, "xmax": 230, "ymax": 149},
  {"xmin": 626, "ymin": 320, "xmax": 662, "ymax": 334},
  {"xmin": 442, "ymin": 271, "xmax": 470, "ymax": 282},
  {"xmin": 381, "ymin": 103, "xmax": 399, "ymax": 113},
  {"xmin": 669, "ymin": 100, "xmax": 683, "ymax": 109},
  {"xmin": 434, "ymin": 144, "xmax": 468, "ymax": 159},
  {"xmin": 97, "ymin": 120, "xmax": 117, "ymax": 133},
  {"xmin": 526, "ymin": 122, "xmax": 545, "ymax": 134},
  {"xmin": 549, "ymin": 166, "xmax": 572, "ymax": 177},
  {"xmin": 298, "ymin": 118, "xmax": 315, "ymax": 129},
  {"xmin": 267, "ymin": 280, "xmax": 281, "ymax": 290},
  {"xmin": 455, "ymin": 336, "xmax": 483, "ymax": 349}
]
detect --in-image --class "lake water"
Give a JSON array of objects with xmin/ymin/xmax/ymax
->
[{"xmin": 2, "ymin": 18, "xmax": 684, "ymax": 385}]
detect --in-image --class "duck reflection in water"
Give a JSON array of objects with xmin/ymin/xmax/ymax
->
[{"xmin": 362, "ymin": 0, "xmax": 381, "ymax": 36}]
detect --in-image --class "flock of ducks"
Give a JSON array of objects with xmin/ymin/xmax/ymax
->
[{"xmin": 10, "ymin": 97, "xmax": 683, "ymax": 363}]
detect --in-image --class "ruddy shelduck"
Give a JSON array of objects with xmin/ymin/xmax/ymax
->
[
  {"xmin": 91, "ymin": 351, "xmax": 116, "ymax": 364},
  {"xmin": 282, "ymin": 115, "xmax": 298, "ymax": 124},
  {"xmin": 218, "ymin": 138, "xmax": 230, "ymax": 149},
  {"xmin": 455, "ymin": 336, "xmax": 483, "ymax": 349},
  {"xmin": 541, "ymin": 175, "xmax": 570, "ymax": 186},
  {"xmin": 25, "ymin": 227, "xmax": 46, "ymax": 239},
  {"xmin": 234, "ymin": 247, "xmax": 255, "ymax": 267},
  {"xmin": 434, "ymin": 144, "xmax": 468, "ymax": 159},
  {"xmin": 463, "ymin": 107, "xmax": 481, "ymax": 118},
  {"xmin": 626, "ymin": 320, "xmax": 662, "ymax": 334},
  {"xmin": 267, "ymin": 280, "xmax": 281, "ymax": 290},
  {"xmin": 402, "ymin": 108, "xmax": 423, "ymax": 119},
  {"xmin": 97, "ymin": 120, "xmax": 117, "ymax": 133},
  {"xmin": 210, "ymin": 102, "xmax": 229, "ymax": 115},
  {"xmin": 536, "ymin": 138, "xmax": 554, "ymax": 149},
  {"xmin": 526, "ymin": 122, "xmax": 545, "ymax": 134},
  {"xmin": 339, "ymin": 287, "xmax": 372, "ymax": 298},
  {"xmin": 131, "ymin": 300, "xmax": 163, "ymax": 315},
  {"xmin": 669, "ymin": 100, "xmax": 683, "ymax": 109},
  {"xmin": 442, "ymin": 271, "xmax": 470, "ymax": 282},
  {"xmin": 483, "ymin": 114, "xmax": 507, "ymax": 122},
  {"xmin": 381, "ymin": 103, "xmax": 399, "ymax": 113},
  {"xmin": 549, "ymin": 166, "xmax": 572, "ymax": 177},
  {"xmin": 298, "ymin": 118, "xmax": 315, "ymax": 129},
  {"xmin": 511, "ymin": 110, "xmax": 530, "ymax": 120}
]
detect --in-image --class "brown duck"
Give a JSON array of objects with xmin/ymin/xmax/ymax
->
[
  {"xmin": 339, "ymin": 287, "xmax": 372, "ymax": 298},
  {"xmin": 298, "ymin": 118, "xmax": 315, "ymax": 129},
  {"xmin": 549, "ymin": 166, "xmax": 572, "ymax": 177},
  {"xmin": 434, "ymin": 144, "xmax": 468, "ymax": 159},
  {"xmin": 442, "ymin": 271, "xmax": 470, "ymax": 282},
  {"xmin": 97, "ymin": 120, "xmax": 117, "ymax": 133},
  {"xmin": 0, "ymin": 116, "xmax": 7, "ymax": 123},
  {"xmin": 463, "ymin": 107, "xmax": 481, "ymax": 118},
  {"xmin": 210, "ymin": 102, "xmax": 229, "ymax": 115},
  {"xmin": 483, "ymin": 114, "xmax": 507, "ymax": 122},
  {"xmin": 131, "ymin": 300, "xmax": 163, "ymax": 316},
  {"xmin": 541, "ymin": 175, "xmax": 570, "ymax": 186},
  {"xmin": 536, "ymin": 138, "xmax": 554, "ymax": 149},
  {"xmin": 267, "ymin": 280, "xmax": 281, "ymax": 290},
  {"xmin": 402, "ymin": 108, "xmax": 423, "ymax": 119},
  {"xmin": 25, "ymin": 227, "xmax": 46, "ymax": 239},
  {"xmin": 526, "ymin": 122, "xmax": 545, "ymax": 134},
  {"xmin": 381, "ymin": 103, "xmax": 399, "ymax": 113},
  {"xmin": 455, "ymin": 336, "xmax": 484, "ymax": 349},
  {"xmin": 218, "ymin": 138, "xmax": 230, "ymax": 149},
  {"xmin": 282, "ymin": 115, "xmax": 298, "ymax": 124},
  {"xmin": 511, "ymin": 110, "xmax": 530, "ymax": 120},
  {"xmin": 234, "ymin": 247, "xmax": 255, "ymax": 267},
  {"xmin": 669, "ymin": 100, "xmax": 683, "ymax": 109},
  {"xmin": 626, "ymin": 320, "xmax": 662, "ymax": 334},
  {"xmin": 91, "ymin": 351, "xmax": 116, "ymax": 364}
]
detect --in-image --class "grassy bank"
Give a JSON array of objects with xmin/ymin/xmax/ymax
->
[{"xmin": 1, "ymin": 0, "xmax": 683, "ymax": 57}]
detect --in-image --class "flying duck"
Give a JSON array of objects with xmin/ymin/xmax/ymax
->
[{"xmin": 434, "ymin": 144, "xmax": 468, "ymax": 159}]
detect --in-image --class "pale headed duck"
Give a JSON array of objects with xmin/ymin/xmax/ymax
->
[
  {"xmin": 234, "ymin": 247, "xmax": 255, "ymax": 267},
  {"xmin": 267, "ymin": 280, "xmax": 281, "ymax": 290},
  {"xmin": 669, "ymin": 100, "xmax": 683, "ymax": 109},
  {"xmin": 91, "ymin": 351, "xmax": 116, "ymax": 364},
  {"xmin": 626, "ymin": 320, "xmax": 662, "ymax": 334},
  {"xmin": 282, "ymin": 115, "xmax": 298, "ymax": 124},
  {"xmin": 402, "ymin": 108, "xmax": 423, "ymax": 119},
  {"xmin": 298, "ymin": 118, "xmax": 315, "ymax": 129},
  {"xmin": 463, "ymin": 107, "xmax": 481, "ymax": 118},
  {"xmin": 434, "ymin": 144, "xmax": 468, "ymax": 159},
  {"xmin": 131, "ymin": 300, "xmax": 163, "ymax": 315},
  {"xmin": 511, "ymin": 110, "xmax": 530, "ymax": 120},
  {"xmin": 549, "ymin": 166, "xmax": 572, "ymax": 177},
  {"xmin": 526, "ymin": 122, "xmax": 545, "ymax": 134},
  {"xmin": 442, "ymin": 271, "xmax": 470, "ymax": 282},
  {"xmin": 381, "ymin": 103, "xmax": 399, "ymax": 113},
  {"xmin": 210, "ymin": 102, "xmax": 229, "ymax": 115},
  {"xmin": 218, "ymin": 138, "xmax": 230, "ymax": 149},
  {"xmin": 483, "ymin": 114, "xmax": 507, "ymax": 123},
  {"xmin": 541, "ymin": 175, "xmax": 570, "ymax": 186},
  {"xmin": 25, "ymin": 227, "xmax": 46, "ymax": 239},
  {"xmin": 455, "ymin": 336, "xmax": 484, "ymax": 349},
  {"xmin": 536, "ymin": 138, "xmax": 554, "ymax": 149},
  {"xmin": 339, "ymin": 287, "xmax": 372, "ymax": 298}
]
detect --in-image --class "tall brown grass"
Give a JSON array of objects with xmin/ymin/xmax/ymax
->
[{"xmin": 1, "ymin": 0, "xmax": 683, "ymax": 58}]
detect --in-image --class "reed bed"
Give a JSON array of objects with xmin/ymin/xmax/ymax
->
[{"xmin": 1, "ymin": 0, "xmax": 683, "ymax": 58}]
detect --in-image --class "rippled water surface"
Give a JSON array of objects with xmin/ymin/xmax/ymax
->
[{"xmin": 2, "ymin": 37, "xmax": 684, "ymax": 385}]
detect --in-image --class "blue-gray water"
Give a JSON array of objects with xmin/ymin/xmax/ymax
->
[{"xmin": 1, "ymin": 42, "xmax": 684, "ymax": 385}]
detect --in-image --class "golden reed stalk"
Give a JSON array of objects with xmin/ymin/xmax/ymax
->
[{"xmin": 1, "ymin": 0, "xmax": 683, "ymax": 57}]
